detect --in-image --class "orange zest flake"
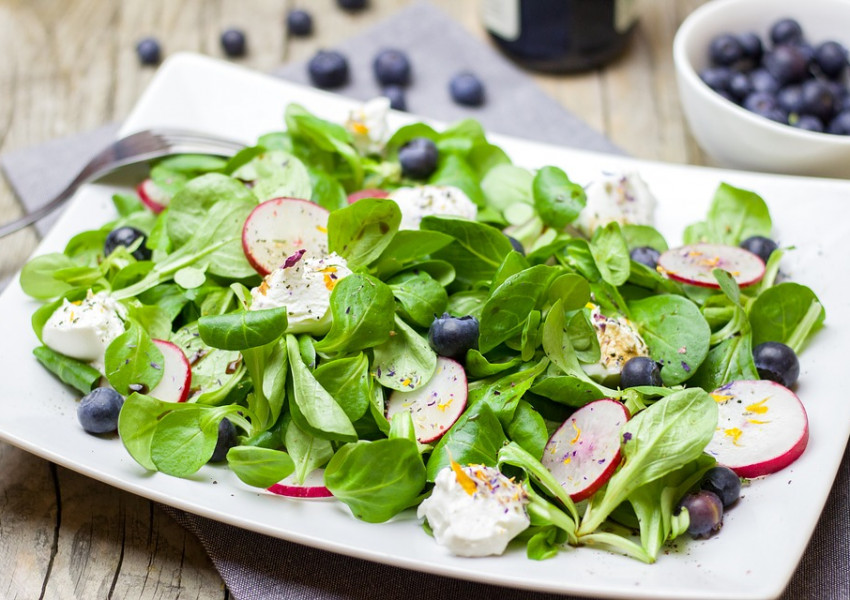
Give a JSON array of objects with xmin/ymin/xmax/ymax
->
[
  {"xmin": 315, "ymin": 225, "xmax": 328, "ymax": 233},
  {"xmin": 700, "ymin": 255, "xmax": 721, "ymax": 268},
  {"xmin": 321, "ymin": 266, "xmax": 339, "ymax": 291},
  {"xmin": 437, "ymin": 397, "xmax": 452, "ymax": 412},
  {"xmin": 71, "ymin": 300, "xmax": 83, "ymax": 306},
  {"xmin": 449, "ymin": 457, "xmax": 477, "ymax": 496},
  {"xmin": 745, "ymin": 397, "xmax": 770, "ymax": 414},
  {"xmin": 747, "ymin": 418, "xmax": 770, "ymax": 425},
  {"xmin": 257, "ymin": 280, "xmax": 270, "ymax": 296},
  {"xmin": 711, "ymin": 392, "xmax": 734, "ymax": 403},
  {"xmin": 69, "ymin": 311, "xmax": 75, "ymax": 321},
  {"xmin": 724, "ymin": 427, "xmax": 743, "ymax": 446},
  {"xmin": 351, "ymin": 122, "xmax": 369, "ymax": 135},
  {"xmin": 686, "ymin": 250, "xmax": 704, "ymax": 258},
  {"xmin": 570, "ymin": 421, "xmax": 581, "ymax": 445},
  {"xmin": 562, "ymin": 456, "xmax": 572, "ymax": 465}
]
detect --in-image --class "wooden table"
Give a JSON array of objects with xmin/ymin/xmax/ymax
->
[{"xmin": 0, "ymin": 1, "xmax": 709, "ymax": 597}]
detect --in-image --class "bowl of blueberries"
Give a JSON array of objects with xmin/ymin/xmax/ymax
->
[{"xmin": 673, "ymin": 0, "xmax": 850, "ymax": 178}]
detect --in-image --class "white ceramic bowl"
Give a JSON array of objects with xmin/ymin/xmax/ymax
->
[{"xmin": 673, "ymin": 0, "xmax": 850, "ymax": 179}]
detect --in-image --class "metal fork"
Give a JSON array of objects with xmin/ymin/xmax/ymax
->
[{"xmin": 0, "ymin": 128, "xmax": 246, "ymax": 238}]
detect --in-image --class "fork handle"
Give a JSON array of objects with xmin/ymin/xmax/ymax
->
[{"xmin": 0, "ymin": 175, "xmax": 88, "ymax": 238}]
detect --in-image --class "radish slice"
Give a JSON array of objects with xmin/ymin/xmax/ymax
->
[
  {"xmin": 136, "ymin": 179, "xmax": 171, "ymax": 213},
  {"xmin": 241, "ymin": 197, "xmax": 329, "ymax": 276},
  {"xmin": 385, "ymin": 357, "xmax": 467, "ymax": 444},
  {"xmin": 267, "ymin": 469, "xmax": 334, "ymax": 499},
  {"xmin": 541, "ymin": 399, "xmax": 629, "ymax": 502},
  {"xmin": 657, "ymin": 243, "xmax": 765, "ymax": 288},
  {"xmin": 347, "ymin": 188, "xmax": 389, "ymax": 204},
  {"xmin": 149, "ymin": 340, "xmax": 192, "ymax": 403},
  {"xmin": 705, "ymin": 380, "xmax": 809, "ymax": 478}
]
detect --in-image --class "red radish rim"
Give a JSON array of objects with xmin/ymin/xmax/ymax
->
[
  {"xmin": 150, "ymin": 339, "xmax": 192, "ymax": 403},
  {"xmin": 241, "ymin": 197, "xmax": 329, "ymax": 276},
  {"xmin": 658, "ymin": 243, "xmax": 765, "ymax": 289},
  {"xmin": 385, "ymin": 357, "xmax": 468, "ymax": 444},
  {"xmin": 267, "ymin": 469, "xmax": 333, "ymax": 499},
  {"xmin": 706, "ymin": 380, "xmax": 809, "ymax": 478},
  {"xmin": 541, "ymin": 398, "xmax": 628, "ymax": 502},
  {"xmin": 137, "ymin": 179, "xmax": 169, "ymax": 214},
  {"xmin": 347, "ymin": 188, "xmax": 389, "ymax": 204}
]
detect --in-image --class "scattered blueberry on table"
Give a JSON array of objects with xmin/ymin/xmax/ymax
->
[
  {"xmin": 337, "ymin": 0, "xmax": 367, "ymax": 10},
  {"xmin": 286, "ymin": 9, "xmax": 313, "ymax": 37},
  {"xmin": 78, "ymin": 387, "xmax": 125, "ymax": 434},
  {"xmin": 221, "ymin": 28, "xmax": 247, "ymax": 57},
  {"xmin": 135, "ymin": 37, "xmax": 161, "ymax": 65},
  {"xmin": 373, "ymin": 48, "xmax": 412, "ymax": 86},
  {"xmin": 381, "ymin": 84, "xmax": 407, "ymax": 111},
  {"xmin": 398, "ymin": 137, "xmax": 438, "ymax": 179},
  {"xmin": 449, "ymin": 71, "xmax": 485, "ymax": 106},
  {"xmin": 699, "ymin": 18, "xmax": 850, "ymax": 135},
  {"xmin": 308, "ymin": 50, "xmax": 349, "ymax": 89}
]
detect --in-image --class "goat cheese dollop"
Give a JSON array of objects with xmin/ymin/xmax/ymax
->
[
  {"xmin": 390, "ymin": 185, "xmax": 477, "ymax": 230},
  {"xmin": 345, "ymin": 97, "xmax": 391, "ymax": 156},
  {"xmin": 576, "ymin": 171, "xmax": 657, "ymax": 236},
  {"xmin": 417, "ymin": 463, "xmax": 530, "ymax": 557},
  {"xmin": 582, "ymin": 303, "xmax": 650, "ymax": 381},
  {"xmin": 42, "ymin": 290, "xmax": 126, "ymax": 371},
  {"xmin": 250, "ymin": 250, "xmax": 352, "ymax": 334}
]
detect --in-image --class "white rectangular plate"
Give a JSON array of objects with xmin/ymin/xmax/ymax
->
[{"xmin": 1, "ymin": 53, "xmax": 848, "ymax": 600}]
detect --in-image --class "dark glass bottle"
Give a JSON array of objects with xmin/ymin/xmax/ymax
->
[{"xmin": 482, "ymin": 0, "xmax": 638, "ymax": 73}]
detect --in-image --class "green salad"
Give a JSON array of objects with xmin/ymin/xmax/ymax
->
[{"xmin": 19, "ymin": 101, "xmax": 825, "ymax": 563}]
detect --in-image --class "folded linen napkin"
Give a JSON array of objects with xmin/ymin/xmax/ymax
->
[{"xmin": 1, "ymin": 4, "xmax": 847, "ymax": 600}]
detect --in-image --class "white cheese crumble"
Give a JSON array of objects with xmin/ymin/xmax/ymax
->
[
  {"xmin": 345, "ymin": 97, "xmax": 391, "ymax": 156},
  {"xmin": 582, "ymin": 303, "xmax": 650, "ymax": 381},
  {"xmin": 42, "ymin": 290, "xmax": 126, "ymax": 372},
  {"xmin": 417, "ymin": 464, "xmax": 530, "ymax": 557},
  {"xmin": 576, "ymin": 171, "xmax": 657, "ymax": 236},
  {"xmin": 389, "ymin": 185, "xmax": 478, "ymax": 230},
  {"xmin": 250, "ymin": 250, "xmax": 352, "ymax": 334}
]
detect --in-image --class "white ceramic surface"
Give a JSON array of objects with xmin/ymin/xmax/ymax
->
[
  {"xmin": 2, "ymin": 53, "xmax": 850, "ymax": 600},
  {"xmin": 673, "ymin": 0, "xmax": 850, "ymax": 178}
]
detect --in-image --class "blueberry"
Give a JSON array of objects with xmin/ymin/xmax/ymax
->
[
  {"xmin": 398, "ymin": 137, "xmax": 438, "ymax": 179},
  {"xmin": 381, "ymin": 85, "xmax": 406, "ymax": 111},
  {"xmin": 777, "ymin": 85, "xmax": 804, "ymax": 114},
  {"xmin": 699, "ymin": 66, "xmax": 733, "ymax": 93},
  {"xmin": 307, "ymin": 50, "xmax": 349, "ymax": 88},
  {"xmin": 506, "ymin": 234, "xmax": 525, "ymax": 255},
  {"xmin": 428, "ymin": 313, "xmax": 479, "ymax": 360},
  {"xmin": 827, "ymin": 110, "xmax": 850, "ymax": 135},
  {"xmin": 709, "ymin": 34, "xmax": 744, "ymax": 66},
  {"xmin": 749, "ymin": 69, "xmax": 780, "ymax": 95},
  {"xmin": 769, "ymin": 18, "xmax": 804, "ymax": 46},
  {"xmin": 794, "ymin": 42, "xmax": 815, "ymax": 64},
  {"xmin": 677, "ymin": 490, "xmax": 724, "ymax": 538},
  {"xmin": 629, "ymin": 246, "xmax": 661, "ymax": 269},
  {"xmin": 814, "ymin": 41, "xmax": 848, "ymax": 79},
  {"xmin": 220, "ymin": 28, "xmax": 247, "ymax": 57},
  {"xmin": 337, "ymin": 0, "xmax": 367, "ymax": 9},
  {"xmin": 619, "ymin": 356, "xmax": 663, "ymax": 389},
  {"xmin": 728, "ymin": 72, "xmax": 753, "ymax": 102},
  {"xmin": 136, "ymin": 37, "xmax": 161, "ymax": 65},
  {"xmin": 800, "ymin": 79, "xmax": 837, "ymax": 122},
  {"xmin": 743, "ymin": 91, "xmax": 786, "ymax": 123},
  {"xmin": 78, "ymin": 388, "xmax": 125, "ymax": 434},
  {"xmin": 449, "ymin": 72, "xmax": 485, "ymax": 107},
  {"xmin": 792, "ymin": 114, "xmax": 824, "ymax": 132},
  {"xmin": 739, "ymin": 235, "xmax": 778, "ymax": 264},
  {"xmin": 373, "ymin": 48, "xmax": 411, "ymax": 86},
  {"xmin": 753, "ymin": 341, "xmax": 800, "ymax": 388},
  {"xmin": 105, "ymin": 226, "xmax": 151, "ymax": 261},
  {"xmin": 764, "ymin": 45, "xmax": 808, "ymax": 86},
  {"xmin": 701, "ymin": 466, "xmax": 741, "ymax": 508},
  {"xmin": 286, "ymin": 10, "xmax": 313, "ymax": 37},
  {"xmin": 209, "ymin": 418, "xmax": 238, "ymax": 463},
  {"xmin": 737, "ymin": 32, "xmax": 763, "ymax": 65}
]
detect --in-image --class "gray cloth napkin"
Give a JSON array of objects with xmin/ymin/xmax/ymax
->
[{"xmin": 1, "ymin": 4, "xmax": 847, "ymax": 600}]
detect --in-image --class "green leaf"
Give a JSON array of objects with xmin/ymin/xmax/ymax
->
[
  {"xmin": 372, "ymin": 315, "xmax": 438, "ymax": 391},
  {"xmin": 468, "ymin": 358, "xmax": 549, "ymax": 426},
  {"xmin": 706, "ymin": 183, "xmax": 772, "ymax": 245},
  {"xmin": 425, "ymin": 402, "xmax": 507, "ymax": 481},
  {"xmin": 227, "ymin": 446, "xmax": 295, "ymax": 488},
  {"xmin": 387, "ymin": 270, "xmax": 448, "ymax": 327},
  {"xmin": 506, "ymin": 399, "xmax": 549, "ymax": 459},
  {"xmin": 150, "ymin": 407, "xmax": 219, "ymax": 477},
  {"xmin": 621, "ymin": 225, "xmax": 669, "ymax": 252},
  {"xmin": 422, "ymin": 216, "xmax": 513, "ymax": 287},
  {"xmin": 314, "ymin": 274, "xmax": 395, "ymax": 354},
  {"xmin": 313, "ymin": 353, "xmax": 372, "ymax": 422},
  {"xmin": 324, "ymin": 438, "xmax": 426, "ymax": 523},
  {"xmin": 590, "ymin": 222, "xmax": 630, "ymax": 287},
  {"xmin": 118, "ymin": 393, "xmax": 178, "ymax": 470},
  {"xmin": 20, "ymin": 253, "xmax": 79, "ymax": 300},
  {"xmin": 284, "ymin": 419, "xmax": 334, "ymax": 485},
  {"xmin": 104, "ymin": 319, "xmax": 164, "ymax": 395},
  {"xmin": 532, "ymin": 166, "xmax": 586, "ymax": 228},
  {"xmin": 231, "ymin": 150, "xmax": 312, "ymax": 202},
  {"xmin": 197, "ymin": 307, "xmax": 288, "ymax": 350},
  {"xmin": 33, "ymin": 346, "xmax": 101, "ymax": 394},
  {"xmin": 750, "ymin": 283, "xmax": 825, "ymax": 347},
  {"xmin": 481, "ymin": 164, "xmax": 533, "ymax": 211},
  {"xmin": 328, "ymin": 198, "xmax": 401, "ymax": 269}
]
